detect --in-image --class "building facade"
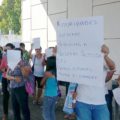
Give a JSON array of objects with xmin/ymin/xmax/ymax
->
[{"xmin": 22, "ymin": 0, "xmax": 120, "ymax": 73}]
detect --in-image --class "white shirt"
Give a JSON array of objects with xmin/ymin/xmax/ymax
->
[
  {"xmin": 32, "ymin": 55, "xmax": 44, "ymax": 77},
  {"xmin": 76, "ymin": 62, "xmax": 108, "ymax": 105}
]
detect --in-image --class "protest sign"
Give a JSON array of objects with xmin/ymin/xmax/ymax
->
[
  {"xmin": 33, "ymin": 37, "xmax": 40, "ymax": 49},
  {"xmin": 7, "ymin": 50, "xmax": 21, "ymax": 70},
  {"xmin": 57, "ymin": 16, "xmax": 104, "ymax": 87},
  {"xmin": 45, "ymin": 48, "xmax": 53, "ymax": 58}
]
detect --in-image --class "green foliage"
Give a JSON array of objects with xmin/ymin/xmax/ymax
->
[{"xmin": 0, "ymin": 0, "xmax": 21, "ymax": 34}]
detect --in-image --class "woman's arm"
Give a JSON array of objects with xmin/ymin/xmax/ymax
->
[
  {"xmin": 42, "ymin": 54, "xmax": 46, "ymax": 66},
  {"xmin": 102, "ymin": 44, "xmax": 115, "ymax": 70},
  {"xmin": 29, "ymin": 47, "xmax": 33, "ymax": 59},
  {"xmin": 6, "ymin": 75, "xmax": 21, "ymax": 82},
  {"xmin": 6, "ymin": 68, "xmax": 21, "ymax": 82},
  {"xmin": 104, "ymin": 55, "xmax": 115, "ymax": 70}
]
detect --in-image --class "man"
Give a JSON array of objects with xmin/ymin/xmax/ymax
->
[
  {"xmin": 20, "ymin": 42, "xmax": 30, "ymax": 62},
  {"xmin": 75, "ymin": 44, "xmax": 115, "ymax": 120},
  {"xmin": 0, "ymin": 43, "xmax": 15, "ymax": 120}
]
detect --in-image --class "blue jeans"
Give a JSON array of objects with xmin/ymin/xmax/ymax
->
[
  {"xmin": 43, "ymin": 96, "xmax": 58, "ymax": 120},
  {"xmin": 75, "ymin": 101, "xmax": 110, "ymax": 120}
]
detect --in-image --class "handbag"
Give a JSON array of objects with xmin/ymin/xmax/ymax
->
[
  {"xmin": 25, "ymin": 73, "xmax": 35, "ymax": 95},
  {"xmin": 18, "ymin": 60, "xmax": 35, "ymax": 95}
]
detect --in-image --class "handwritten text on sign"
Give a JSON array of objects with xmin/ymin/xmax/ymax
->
[{"xmin": 57, "ymin": 16, "xmax": 104, "ymax": 87}]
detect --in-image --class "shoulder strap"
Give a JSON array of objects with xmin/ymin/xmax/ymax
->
[{"xmin": 33, "ymin": 55, "xmax": 36, "ymax": 65}]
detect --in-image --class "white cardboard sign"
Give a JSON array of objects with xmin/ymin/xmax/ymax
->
[
  {"xmin": 33, "ymin": 37, "xmax": 40, "ymax": 49},
  {"xmin": 57, "ymin": 16, "xmax": 104, "ymax": 87},
  {"xmin": 7, "ymin": 50, "xmax": 21, "ymax": 70}
]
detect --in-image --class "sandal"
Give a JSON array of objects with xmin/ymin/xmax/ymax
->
[
  {"xmin": 68, "ymin": 114, "xmax": 76, "ymax": 120},
  {"xmin": 64, "ymin": 114, "xmax": 70, "ymax": 119}
]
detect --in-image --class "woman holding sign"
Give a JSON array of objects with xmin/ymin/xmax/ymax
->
[
  {"xmin": 29, "ymin": 38, "xmax": 45, "ymax": 105},
  {"xmin": 6, "ymin": 48, "xmax": 30, "ymax": 120}
]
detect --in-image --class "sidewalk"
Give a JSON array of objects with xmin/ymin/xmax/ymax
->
[
  {"xmin": 0, "ymin": 87, "xmax": 120, "ymax": 120},
  {"xmin": 0, "ymin": 86, "xmax": 76, "ymax": 120},
  {"xmin": 0, "ymin": 95, "xmax": 67, "ymax": 120}
]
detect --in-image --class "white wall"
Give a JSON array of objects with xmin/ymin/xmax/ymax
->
[
  {"xmin": 22, "ymin": 0, "xmax": 120, "ymax": 74},
  {"xmin": 93, "ymin": 0, "xmax": 120, "ymax": 74}
]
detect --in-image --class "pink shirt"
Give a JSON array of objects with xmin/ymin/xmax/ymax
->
[{"xmin": 0, "ymin": 55, "xmax": 8, "ymax": 78}]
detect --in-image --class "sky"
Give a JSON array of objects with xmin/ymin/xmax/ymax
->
[{"xmin": 0, "ymin": 0, "xmax": 3, "ymax": 6}]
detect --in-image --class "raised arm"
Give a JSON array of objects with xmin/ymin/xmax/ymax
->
[{"xmin": 102, "ymin": 44, "xmax": 115, "ymax": 70}]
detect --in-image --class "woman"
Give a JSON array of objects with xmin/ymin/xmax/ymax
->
[
  {"xmin": 0, "ymin": 43, "xmax": 15, "ymax": 120},
  {"xmin": 41, "ymin": 47, "xmax": 58, "ymax": 120},
  {"xmin": 30, "ymin": 47, "xmax": 45, "ymax": 104},
  {"xmin": 6, "ymin": 48, "xmax": 30, "ymax": 120}
]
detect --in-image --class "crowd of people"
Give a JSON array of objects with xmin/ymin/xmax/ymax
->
[{"xmin": 0, "ymin": 42, "xmax": 120, "ymax": 120}]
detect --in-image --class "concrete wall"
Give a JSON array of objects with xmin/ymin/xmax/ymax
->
[{"xmin": 22, "ymin": 0, "xmax": 120, "ymax": 73}]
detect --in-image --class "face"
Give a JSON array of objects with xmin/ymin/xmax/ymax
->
[{"xmin": 35, "ymin": 48, "xmax": 41, "ymax": 54}]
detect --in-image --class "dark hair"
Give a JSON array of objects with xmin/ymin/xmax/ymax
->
[
  {"xmin": 5, "ymin": 43, "xmax": 15, "ymax": 49},
  {"xmin": 35, "ymin": 47, "xmax": 42, "ymax": 50},
  {"xmin": 20, "ymin": 42, "xmax": 25, "ymax": 48},
  {"xmin": 14, "ymin": 48, "xmax": 23, "ymax": 58},
  {"xmin": 0, "ymin": 46, "xmax": 3, "ymax": 51}
]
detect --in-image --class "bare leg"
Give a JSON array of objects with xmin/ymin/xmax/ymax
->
[
  {"xmin": 36, "ymin": 88, "xmax": 42, "ymax": 104},
  {"xmin": 33, "ymin": 85, "xmax": 37, "ymax": 104}
]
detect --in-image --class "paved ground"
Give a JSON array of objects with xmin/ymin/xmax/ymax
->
[
  {"xmin": 0, "ymin": 84, "xmax": 120, "ymax": 120},
  {"xmin": 0, "ymin": 86, "xmax": 76, "ymax": 120}
]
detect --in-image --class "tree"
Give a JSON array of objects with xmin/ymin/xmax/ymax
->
[{"xmin": 0, "ymin": 0, "xmax": 21, "ymax": 34}]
